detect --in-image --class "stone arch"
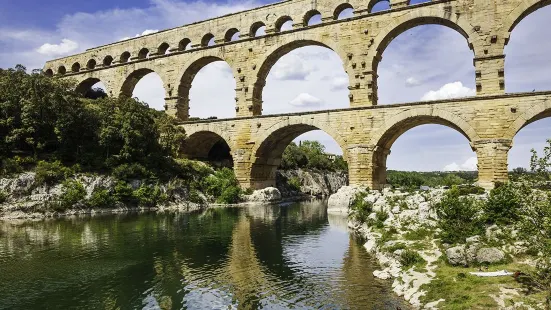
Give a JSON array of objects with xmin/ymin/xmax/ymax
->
[
  {"xmin": 44, "ymin": 69, "xmax": 53, "ymax": 77},
  {"xmin": 75, "ymin": 77, "xmax": 109, "ymax": 97},
  {"xmin": 275, "ymin": 16, "xmax": 293, "ymax": 32},
  {"xmin": 250, "ymin": 21, "xmax": 266, "ymax": 37},
  {"xmin": 303, "ymin": 10, "xmax": 322, "ymax": 26},
  {"xmin": 249, "ymin": 118, "xmax": 348, "ymax": 189},
  {"xmin": 157, "ymin": 42, "xmax": 170, "ymax": 55},
  {"xmin": 86, "ymin": 59, "xmax": 97, "ymax": 70},
  {"xmin": 502, "ymin": 0, "xmax": 551, "ymax": 42},
  {"xmin": 71, "ymin": 62, "xmax": 81, "ymax": 73},
  {"xmin": 103, "ymin": 55, "xmax": 113, "ymax": 67},
  {"xmin": 225, "ymin": 28, "xmax": 240, "ymax": 42},
  {"xmin": 253, "ymin": 38, "xmax": 347, "ymax": 115},
  {"xmin": 58, "ymin": 66, "xmax": 66, "ymax": 75},
  {"xmin": 368, "ymin": 108, "xmax": 480, "ymax": 188},
  {"xmin": 333, "ymin": 3, "xmax": 354, "ymax": 20},
  {"xmin": 181, "ymin": 126, "xmax": 234, "ymax": 164},
  {"xmin": 506, "ymin": 101, "xmax": 551, "ymax": 139},
  {"xmin": 368, "ymin": 0, "xmax": 390, "ymax": 13},
  {"xmin": 138, "ymin": 48, "xmax": 149, "ymax": 60},
  {"xmin": 120, "ymin": 66, "xmax": 165, "ymax": 97},
  {"xmin": 201, "ymin": 33, "xmax": 215, "ymax": 47},
  {"xmin": 120, "ymin": 51, "xmax": 131, "ymax": 63},
  {"xmin": 178, "ymin": 38, "xmax": 192, "ymax": 51}
]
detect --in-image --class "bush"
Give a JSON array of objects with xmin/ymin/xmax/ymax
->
[
  {"xmin": 34, "ymin": 161, "xmax": 72, "ymax": 186},
  {"xmin": 204, "ymin": 168, "xmax": 242, "ymax": 203},
  {"xmin": 484, "ymin": 183, "xmax": 522, "ymax": 225},
  {"xmin": 456, "ymin": 185, "xmax": 486, "ymax": 196},
  {"xmin": 113, "ymin": 181, "xmax": 136, "ymax": 204},
  {"xmin": 1, "ymin": 158, "xmax": 22, "ymax": 176},
  {"xmin": 216, "ymin": 185, "xmax": 242, "ymax": 204},
  {"xmin": 434, "ymin": 187, "xmax": 484, "ymax": 244},
  {"xmin": 288, "ymin": 177, "xmax": 301, "ymax": 192},
  {"xmin": 188, "ymin": 188, "xmax": 204, "ymax": 204},
  {"xmin": 399, "ymin": 249, "xmax": 426, "ymax": 268},
  {"xmin": 58, "ymin": 180, "xmax": 86, "ymax": 210},
  {"xmin": 134, "ymin": 184, "xmax": 165, "ymax": 207},
  {"xmin": 0, "ymin": 191, "xmax": 7, "ymax": 203},
  {"xmin": 112, "ymin": 163, "xmax": 153, "ymax": 181},
  {"xmin": 87, "ymin": 188, "xmax": 115, "ymax": 209},
  {"xmin": 374, "ymin": 210, "xmax": 389, "ymax": 228},
  {"xmin": 350, "ymin": 192, "xmax": 373, "ymax": 224}
]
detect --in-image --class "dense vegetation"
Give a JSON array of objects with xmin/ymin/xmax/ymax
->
[
  {"xmin": 387, "ymin": 170, "xmax": 478, "ymax": 189},
  {"xmin": 280, "ymin": 141, "xmax": 347, "ymax": 171}
]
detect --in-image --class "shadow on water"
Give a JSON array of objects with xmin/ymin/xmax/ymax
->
[{"xmin": 0, "ymin": 201, "xmax": 409, "ymax": 310}]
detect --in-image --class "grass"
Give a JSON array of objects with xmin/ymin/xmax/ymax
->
[
  {"xmin": 403, "ymin": 226, "xmax": 433, "ymax": 241},
  {"xmin": 420, "ymin": 260, "xmax": 547, "ymax": 309}
]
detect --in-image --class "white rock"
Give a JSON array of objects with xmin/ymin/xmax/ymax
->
[
  {"xmin": 446, "ymin": 245, "xmax": 467, "ymax": 265},
  {"xmin": 327, "ymin": 186, "xmax": 366, "ymax": 214},
  {"xmin": 466, "ymin": 235, "xmax": 481, "ymax": 243},
  {"xmin": 373, "ymin": 269, "xmax": 391, "ymax": 279},
  {"xmin": 476, "ymin": 247, "xmax": 505, "ymax": 264},
  {"xmin": 247, "ymin": 187, "xmax": 281, "ymax": 202}
]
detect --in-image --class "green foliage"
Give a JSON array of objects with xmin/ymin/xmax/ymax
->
[
  {"xmin": 113, "ymin": 181, "xmax": 136, "ymax": 204},
  {"xmin": 112, "ymin": 163, "xmax": 153, "ymax": 181},
  {"xmin": 134, "ymin": 184, "xmax": 165, "ymax": 207},
  {"xmin": 456, "ymin": 185, "xmax": 486, "ymax": 196},
  {"xmin": 203, "ymin": 168, "xmax": 242, "ymax": 204},
  {"xmin": 403, "ymin": 227, "xmax": 433, "ymax": 241},
  {"xmin": 280, "ymin": 141, "xmax": 348, "ymax": 171},
  {"xmin": 387, "ymin": 170, "xmax": 476, "ymax": 189},
  {"xmin": 1, "ymin": 158, "xmax": 22, "ymax": 176},
  {"xmin": 530, "ymin": 138, "xmax": 551, "ymax": 182},
  {"xmin": 434, "ymin": 187, "xmax": 484, "ymax": 244},
  {"xmin": 349, "ymin": 192, "xmax": 373, "ymax": 224},
  {"xmin": 0, "ymin": 191, "xmax": 7, "ymax": 203},
  {"xmin": 385, "ymin": 242, "xmax": 406, "ymax": 253},
  {"xmin": 484, "ymin": 183, "xmax": 522, "ymax": 225},
  {"xmin": 87, "ymin": 188, "xmax": 115, "ymax": 209},
  {"xmin": 34, "ymin": 161, "xmax": 72, "ymax": 186},
  {"xmin": 58, "ymin": 180, "xmax": 86, "ymax": 210},
  {"xmin": 288, "ymin": 176, "xmax": 302, "ymax": 192},
  {"xmin": 399, "ymin": 249, "xmax": 426, "ymax": 268},
  {"xmin": 373, "ymin": 209, "xmax": 389, "ymax": 228},
  {"xmin": 216, "ymin": 186, "xmax": 242, "ymax": 204}
]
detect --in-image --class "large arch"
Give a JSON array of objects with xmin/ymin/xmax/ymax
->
[
  {"xmin": 506, "ymin": 101, "xmax": 551, "ymax": 139},
  {"xmin": 502, "ymin": 0, "xmax": 551, "ymax": 39},
  {"xmin": 120, "ymin": 68, "xmax": 158, "ymax": 97},
  {"xmin": 249, "ymin": 120, "xmax": 347, "ymax": 189},
  {"xmin": 368, "ymin": 109, "xmax": 479, "ymax": 188},
  {"xmin": 253, "ymin": 39, "xmax": 346, "ymax": 115},
  {"xmin": 181, "ymin": 130, "xmax": 233, "ymax": 165}
]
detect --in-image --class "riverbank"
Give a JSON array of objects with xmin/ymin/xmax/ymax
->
[{"xmin": 328, "ymin": 186, "xmax": 549, "ymax": 309}]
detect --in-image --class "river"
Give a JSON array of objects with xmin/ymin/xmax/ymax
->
[{"xmin": 0, "ymin": 200, "xmax": 408, "ymax": 309}]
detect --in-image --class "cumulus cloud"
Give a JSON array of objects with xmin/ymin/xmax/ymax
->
[
  {"xmin": 331, "ymin": 76, "xmax": 349, "ymax": 90},
  {"xmin": 405, "ymin": 77, "xmax": 421, "ymax": 87},
  {"xmin": 289, "ymin": 93, "xmax": 323, "ymax": 107},
  {"xmin": 443, "ymin": 156, "xmax": 478, "ymax": 171},
  {"xmin": 36, "ymin": 39, "xmax": 78, "ymax": 56},
  {"xmin": 420, "ymin": 81, "xmax": 475, "ymax": 101},
  {"xmin": 120, "ymin": 29, "xmax": 159, "ymax": 41},
  {"xmin": 271, "ymin": 54, "xmax": 316, "ymax": 80}
]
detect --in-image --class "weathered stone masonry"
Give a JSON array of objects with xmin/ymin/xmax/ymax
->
[{"xmin": 43, "ymin": 0, "xmax": 551, "ymax": 189}]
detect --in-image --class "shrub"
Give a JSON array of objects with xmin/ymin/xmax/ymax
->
[
  {"xmin": 404, "ymin": 227, "xmax": 433, "ymax": 241},
  {"xmin": 288, "ymin": 177, "xmax": 301, "ymax": 192},
  {"xmin": 1, "ymin": 158, "xmax": 22, "ymax": 176},
  {"xmin": 34, "ymin": 161, "xmax": 72, "ymax": 186},
  {"xmin": 399, "ymin": 249, "xmax": 426, "ymax": 268},
  {"xmin": 374, "ymin": 210, "xmax": 389, "ymax": 228},
  {"xmin": 113, "ymin": 181, "xmax": 136, "ymax": 204},
  {"xmin": 87, "ymin": 188, "xmax": 115, "ymax": 209},
  {"xmin": 0, "ymin": 191, "xmax": 7, "ymax": 204},
  {"xmin": 434, "ymin": 187, "xmax": 484, "ymax": 244},
  {"xmin": 484, "ymin": 183, "xmax": 522, "ymax": 225},
  {"xmin": 58, "ymin": 180, "xmax": 86, "ymax": 210},
  {"xmin": 188, "ymin": 188, "xmax": 204, "ymax": 204},
  {"xmin": 204, "ymin": 168, "xmax": 242, "ymax": 203},
  {"xmin": 350, "ymin": 192, "xmax": 373, "ymax": 224},
  {"xmin": 456, "ymin": 185, "xmax": 486, "ymax": 196},
  {"xmin": 112, "ymin": 163, "xmax": 152, "ymax": 181},
  {"xmin": 216, "ymin": 186, "xmax": 242, "ymax": 204},
  {"xmin": 134, "ymin": 184, "xmax": 165, "ymax": 207}
]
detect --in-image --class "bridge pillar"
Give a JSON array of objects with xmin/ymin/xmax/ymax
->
[
  {"xmin": 472, "ymin": 139, "xmax": 512, "ymax": 189},
  {"xmin": 474, "ymin": 55, "xmax": 506, "ymax": 96},
  {"xmin": 165, "ymin": 97, "xmax": 189, "ymax": 121},
  {"xmin": 347, "ymin": 145, "xmax": 387, "ymax": 190},
  {"xmin": 348, "ymin": 57, "xmax": 378, "ymax": 106}
]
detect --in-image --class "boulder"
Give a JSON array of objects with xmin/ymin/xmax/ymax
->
[
  {"xmin": 247, "ymin": 187, "xmax": 281, "ymax": 202},
  {"xmin": 486, "ymin": 225, "xmax": 503, "ymax": 242},
  {"xmin": 327, "ymin": 186, "xmax": 366, "ymax": 214},
  {"xmin": 466, "ymin": 235, "xmax": 481, "ymax": 243},
  {"xmin": 476, "ymin": 247, "xmax": 505, "ymax": 264},
  {"xmin": 446, "ymin": 245, "xmax": 467, "ymax": 265}
]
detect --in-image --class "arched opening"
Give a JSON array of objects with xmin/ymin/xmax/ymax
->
[
  {"xmin": 157, "ymin": 42, "xmax": 170, "ymax": 55},
  {"xmin": 509, "ymin": 110, "xmax": 551, "ymax": 172},
  {"xmin": 86, "ymin": 59, "xmax": 96, "ymax": 70},
  {"xmin": 71, "ymin": 62, "xmax": 81, "ymax": 73},
  {"xmin": 409, "ymin": 0, "xmax": 431, "ymax": 5},
  {"xmin": 376, "ymin": 20, "xmax": 474, "ymax": 105},
  {"xmin": 125, "ymin": 70, "xmax": 166, "ymax": 111},
  {"xmin": 120, "ymin": 51, "xmax": 131, "ymax": 63},
  {"xmin": 303, "ymin": 10, "xmax": 322, "ymax": 26},
  {"xmin": 103, "ymin": 56, "xmax": 113, "ymax": 67},
  {"xmin": 181, "ymin": 131, "xmax": 233, "ymax": 168},
  {"xmin": 44, "ymin": 69, "xmax": 53, "ymax": 77},
  {"xmin": 58, "ymin": 66, "xmax": 66, "ymax": 75},
  {"xmin": 225, "ymin": 28, "xmax": 240, "ymax": 42},
  {"xmin": 180, "ymin": 57, "xmax": 236, "ymax": 119},
  {"xmin": 250, "ymin": 124, "xmax": 346, "ymax": 190},
  {"xmin": 178, "ymin": 38, "xmax": 192, "ymax": 51},
  {"xmin": 250, "ymin": 22, "xmax": 266, "ymax": 37},
  {"xmin": 138, "ymin": 48, "xmax": 149, "ymax": 60},
  {"xmin": 334, "ymin": 3, "xmax": 354, "ymax": 20},
  {"xmin": 372, "ymin": 117, "xmax": 477, "ymax": 189},
  {"xmin": 76, "ymin": 78, "xmax": 108, "ymax": 99},
  {"xmin": 504, "ymin": 5, "xmax": 551, "ymax": 93},
  {"xmin": 201, "ymin": 33, "xmax": 215, "ymax": 47},
  {"xmin": 275, "ymin": 16, "xmax": 294, "ymax": 32},
  {"xmin": 258, "ymin": 42, "xmax": 349, "ymax": 115},
  {"xmin": 369, "ymin": 0, "xmax": 390, "ymax": 13}
]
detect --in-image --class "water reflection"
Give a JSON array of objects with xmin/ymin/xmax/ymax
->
[{"xmin": 0, "ymin": 202, "xmax": 408, "ymax": 309}]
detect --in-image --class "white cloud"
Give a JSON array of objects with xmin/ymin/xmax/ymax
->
[
  {"xmin": 289, "ymin": 93, "xmax": 323, "ymax": 107},
  {"xmin": 271, "ymin": 54, "xmax": 316, "ymax": 80},
  {"xmin": 405, "ymin": 77, "xmax": 421, "ymax": 87},
  {"xmin": 120, "ymin": 29, "xmax": 159, "ymax": 41},
  {"xmin": 331, "ymin": 76, "xmax": 349, "ymax": 90},
  {"xmin": 36, "ymin": 39, "xmax": 78, "ymax": 56},
  {"xmin": 443, "ymin": 156, "xmax": 478, "ymax": 171},
  {"xmin": 420, "ymin": 81, "xmax": 475, "ymax": 101}
]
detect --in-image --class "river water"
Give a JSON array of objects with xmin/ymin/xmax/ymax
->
[{"xmin": 0, "ymin": 200, "xmax": 408, "ymax": 310}]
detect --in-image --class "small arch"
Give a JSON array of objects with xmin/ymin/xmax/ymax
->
[
  {"xmin": 224, "ymin": 28, "xmax": 240, "ymax": 42},
  {"xmin": 71, "ymin": 62, "xmax": 81, "ymax": 73},
  {"xmin": 157, "ymin": 42, "xmax": 170, "ymax": 55},
  {"xmin": 334, "ymin": 3, "xmax": 354, "ymax": 20},
  {"xmin": 120, "ymin": 51, "xmax": 131, "ymax": 63},
  {"xmin": 303, "ymin": 10, "xmax": 322, "ymax": 26},
  {"xmin": 58, "ymin": 66, "xmax": 66, "ymax": 75},
  {"xmin": 179, "ymin": 38, "xmax": 192, "ymax": 51},
  {"xmin": 181, "ymin": 130, "xmax": 233, "ymax": 167},
  {"xmin": 76, "ymin": 78, "xmax": 108, "ymax": 98},
  {"xmin": 103, "ymin": 56, "xmax": 113, "ymax": 67},
  {"xmin": 275, "ymin": 16, "xmax": 294, "ymax": 32},
  {"xmin": 120, "ymin": 68, "xmax": 157, "ymax": 97},
  {"xmin": 138, "ymin": 48, "xmax": 149, "ymax": 60},
  {"xmin": 250, "ymin": 21, "xmax": 266, "ymax": 37},
  {"xmin": 201, "ymin": 33, "xmax": 215, "ymax": 47},
  {"xmin": 86, "ymin": 59, "xmax": 97, "ymax": 70},
  {"xmin": 369, "ymin": 0, "xmax": 391, "ymax": 13},
  {"xmin": 44, "ymin": 69, "xmax": 54, "ymax": 77}
]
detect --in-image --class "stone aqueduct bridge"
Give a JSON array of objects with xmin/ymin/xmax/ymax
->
[{"xmin": 43, "ymin": 0, "xmax": 551, "ymax": 189}]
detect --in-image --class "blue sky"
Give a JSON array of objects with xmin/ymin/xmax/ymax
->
[{"xmin": 1, "ymin": 0, "xmax": 550, "ymax": 172}]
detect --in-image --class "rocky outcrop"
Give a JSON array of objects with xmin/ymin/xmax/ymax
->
[
  {"xmin": 327, "ymin": 186, "xmax": 366, "ymax": 214},
  {"xmin": 276, "ymin": 169, "xmax": 347, "ymax": 197},
  {"xmin": 245, "ymin": 187, "xmax": 282, "ymax": 202}
]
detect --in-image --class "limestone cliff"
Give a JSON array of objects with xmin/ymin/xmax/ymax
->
[{"xmin": 276, "ymin": 169, "xmax": 348, "ymax": 197}]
